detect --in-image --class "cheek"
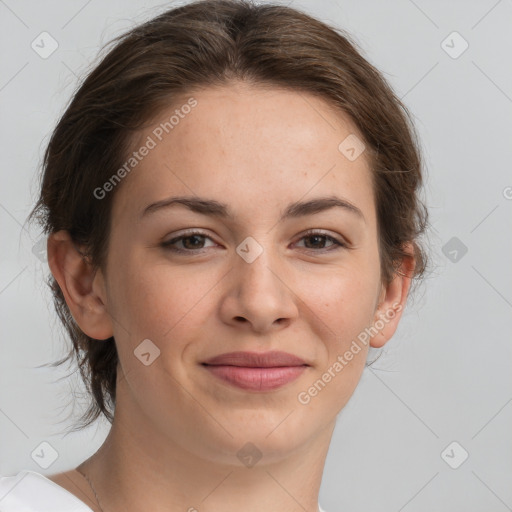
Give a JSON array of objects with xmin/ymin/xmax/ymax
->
[
  {"xmin": 108, "ymin": 253, "xmax": 219, "ymax": 347},
  {"xmin": 294, "ymin": 273, "xmax": 375, "ymax": 416},
  {"xmin": 301, "ymin": 259, "xmax": 380, "ymax": 338}
]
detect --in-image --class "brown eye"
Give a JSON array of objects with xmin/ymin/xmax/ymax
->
[
  {"xmin": 295, "ymin": 231, "xmax": 346, "ymax": 252},
  {"xmin": 161, "ymin": 231, "xmax": 216, "ymax": 253}
]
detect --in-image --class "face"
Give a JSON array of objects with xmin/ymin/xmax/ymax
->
[{"xmin": 82, "ymin": 82, "xmax": 404, "ymax": 464}]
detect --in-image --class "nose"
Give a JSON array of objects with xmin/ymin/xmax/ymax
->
[{"xmin": 218, "ymin": 241, "xmax": 299, "ymax": 334}]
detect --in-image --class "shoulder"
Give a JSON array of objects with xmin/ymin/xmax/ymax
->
[{"xmin": 0, "ymin": 470, "xmax": 94, "ymax": 511}]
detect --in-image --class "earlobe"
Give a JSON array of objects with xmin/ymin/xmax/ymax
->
[
  {"xmin": 47, "ymin": 230, "xmax": 113, "ymax": 340},
  {"xmin": 369, "ymin": 243, "xmax": 416, "ymax": 348}
]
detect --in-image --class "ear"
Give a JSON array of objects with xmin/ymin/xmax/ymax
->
[
  {"xmin": 369, "ymin": 242, "xmax": 416, "ymax": 348},
  {"xmin": 47, "ymin": 230, "xmax": 113, "ymax": 340}
]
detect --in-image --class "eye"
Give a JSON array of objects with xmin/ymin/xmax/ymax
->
[
  {"xmin": 161, "ymin": 229, "xmax": 347, "ymax": 254},
  {"xmin": 161, "ymin": 231, "xmax": 216, "ymax": 253},
  {"xmin": 294, "ymin": 230, "xmax": 347, "ymax": 252}
]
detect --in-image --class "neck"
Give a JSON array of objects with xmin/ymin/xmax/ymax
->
[{"xmin": 78, "ymin": 377, "xmax": 335, "ymax": 512}]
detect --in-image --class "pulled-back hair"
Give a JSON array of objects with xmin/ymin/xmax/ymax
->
[{"xmin": 28, "ymin": 0, "xmax": 429, "ymax": 431}]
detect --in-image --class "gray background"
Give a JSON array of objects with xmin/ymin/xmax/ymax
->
[{"xmin": 1, "ymin": 1, "xmax": 511, "ymax": 511}]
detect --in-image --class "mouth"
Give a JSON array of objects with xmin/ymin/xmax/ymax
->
[{"xmin": 201, "ymin": 351, "xmax": 309, "ymax": 392}]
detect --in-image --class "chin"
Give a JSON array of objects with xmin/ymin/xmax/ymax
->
[{"xmin": 197, "ymin": 414, "xmax": 318, "ymax": 466}]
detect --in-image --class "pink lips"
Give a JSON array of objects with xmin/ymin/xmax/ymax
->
[{"xmin": 202, "ymin": 351, "xmax": 309, "ymax": 391}]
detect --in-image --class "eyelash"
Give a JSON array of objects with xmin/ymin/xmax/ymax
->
[{"xmin": 161, "ymin": 230, "xmax": 347, "ymax": 254}]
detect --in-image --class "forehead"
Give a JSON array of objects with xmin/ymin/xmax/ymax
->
[{"xmin": 111, "ymin": 82, "xmax": 375, "ymax": 227}]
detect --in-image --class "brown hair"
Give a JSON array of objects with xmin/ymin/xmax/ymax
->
[{"xmin": 28, "ymin": 0, "xmax": 430, "ymax": 432}]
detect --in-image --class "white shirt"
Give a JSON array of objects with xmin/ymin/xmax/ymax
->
[
  {"xmin": 0, "ymin": 470, "xmax": 93, "ymax": 511},
  {"xmin": 0, "ymin": 470, "xmax": 328, "ymax": 511}
]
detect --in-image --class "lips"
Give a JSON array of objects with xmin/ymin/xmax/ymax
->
[
  {"xmin": 201, "ymin": 351, "xmax": 309, "ymax": 391},
  {"xmin": 202, "ymin": 350, "xmax": 308, "ymax": 367}
]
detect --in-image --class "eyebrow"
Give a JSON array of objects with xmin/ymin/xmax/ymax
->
[{"xmin": 140, "ymin": 195, "xmax": 365, "ymax": 223}]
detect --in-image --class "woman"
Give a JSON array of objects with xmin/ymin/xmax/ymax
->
[{"xmin": 0, "ymin": 0, "xmax": 428, "ymax": 510}]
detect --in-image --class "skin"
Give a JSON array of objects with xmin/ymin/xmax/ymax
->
[{"xmin": 46, "ymin": 81, "xmax": 415, "ymax": 512}]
